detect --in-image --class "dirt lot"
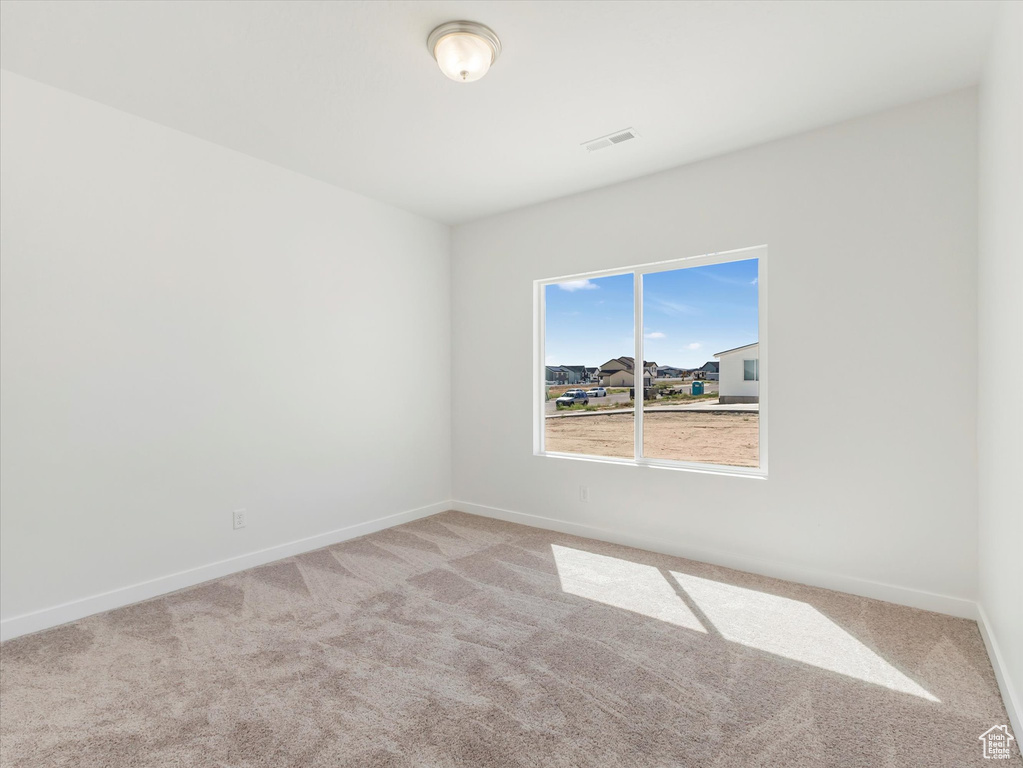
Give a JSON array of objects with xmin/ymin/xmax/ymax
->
[{"xmin": 545, "ymin": 411, "xmax": 758, "ymax": 467}]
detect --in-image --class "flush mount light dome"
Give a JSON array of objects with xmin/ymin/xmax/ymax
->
[{"xmin": 427, "ymin": 21, "xmax": 501, "ymax": 83}]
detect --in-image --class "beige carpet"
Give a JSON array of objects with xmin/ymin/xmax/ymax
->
[{"xmin": 1, "ymin": 511, "xmax": 1018, "ymax": 767}]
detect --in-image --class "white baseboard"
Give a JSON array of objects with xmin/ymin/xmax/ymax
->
[
  {"xmin": 0, "ymin": 499, "xmax": 453, "ymax": 642},
  {"xmin": 452, "ymin": 500, "xmax": 979, "ymax": 620},
  {"xmin": 977, "ymin": 603, "xmax": 1022, "ymax": 740}
]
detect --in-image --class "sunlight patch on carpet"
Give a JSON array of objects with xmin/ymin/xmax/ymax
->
[
  {"xmin": 551, "ymin": 545, "xmax": 706, "ymax": 631},
  {"xmin": 669, "ymin": 571, "xmax": 939, "ymax": 702}
]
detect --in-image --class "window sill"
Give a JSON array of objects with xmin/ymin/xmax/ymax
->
[{"xmin": 535, "ymin": 451, "xmax": 767, "ymax": 479}]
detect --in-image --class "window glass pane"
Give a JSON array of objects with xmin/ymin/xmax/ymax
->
[
  {"xmin": 544, "ymin": 274, "xmax": 634, "ymax": 458},
  {"xmin": 642, "ymin": 258, "xmax": 759, "ymax": 467},
  {"xmin": 744, "ymin": 359, "xmax": 757, "ymax": 381}
]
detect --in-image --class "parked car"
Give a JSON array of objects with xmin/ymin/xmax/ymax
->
[
  {"xmin": 556, "ymin": 390, "xmax": 589, "ymax": 406},
  {"xmin": 586, "ymin": 387, "xmax": 607, "ymax": 397}
]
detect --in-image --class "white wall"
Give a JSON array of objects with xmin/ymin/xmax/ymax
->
[
  {"xmin": 977, "ymin": 0, "xmax": 1023, "ymax": 735},
  {"xmin": 718, "ymin": 347, "xmax": 759, "ymax": 400},
  {"xmin": 452, "ymin": 90, "xmax": 979, "ymax": 615},
  {"xmin": 0, "ymin": 71, "xmax": 452, "ymax": 632}
]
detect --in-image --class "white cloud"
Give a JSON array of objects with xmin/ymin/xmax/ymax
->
[
  {"xmin": 557, "ymin": 279, "xmax": 599, "ymax": 292},
  {"xmin": 644, "ymin": 332, "xmax": 666, "ymax": 339},
  {"xmin": 685, "ymin": 342, "xmax": 702, "ymax": 350},
  {"xmin": 750, "ymin": 277, "xmax": 759, "ymax": 285}
]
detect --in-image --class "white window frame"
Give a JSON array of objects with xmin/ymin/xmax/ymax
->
[
  {"xmin": 533, "ymin": 244, "xmax": 768, "ymax": 478},
  {"xmin": 744, "ymin": 359, "xmax": 759, "ymax": 381}
]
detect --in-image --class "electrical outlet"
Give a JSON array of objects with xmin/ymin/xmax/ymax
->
[
  {"xmin": 233, "ymin": 509, "xmax": 247, "ymax": 529},
  {"xmin": 579, "ymin": 486, "xmax": 589, "ymax": 503}
]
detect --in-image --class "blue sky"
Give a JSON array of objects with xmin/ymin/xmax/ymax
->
[{"xmin": 545, "ymin": 258, "xmax": 758, "ymax": 369}]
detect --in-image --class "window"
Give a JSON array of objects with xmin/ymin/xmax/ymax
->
[{"xmin": 535, "ymin": 246, "xmax": 766, "ymax": 475}]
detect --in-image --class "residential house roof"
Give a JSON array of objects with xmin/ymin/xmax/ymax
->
[
  {"xmin": 713, "ymin": 342, "xmax": 758, "ymax": 358},
  {"xmin": 600, "ymin": 356, "xmax": 658, "ymax": 372}
]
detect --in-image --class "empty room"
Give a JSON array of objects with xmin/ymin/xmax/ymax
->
[{"xmin": 1, "ymin": 1, "xmax": 1020, "ymax": 766}]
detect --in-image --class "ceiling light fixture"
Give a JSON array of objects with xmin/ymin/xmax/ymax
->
[{"xmin": 427, "ymin": 21, "xmax": 501, "ymax": 83}]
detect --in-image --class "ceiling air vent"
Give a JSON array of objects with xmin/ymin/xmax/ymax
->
[{"xmin": 582, "ymin": 128, "xmax": 638, "ymax": 152}]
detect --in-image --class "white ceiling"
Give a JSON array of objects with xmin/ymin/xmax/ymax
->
[{"xmin": 0, "ymin": 0, "xmax": 997, "ymax": 224}]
